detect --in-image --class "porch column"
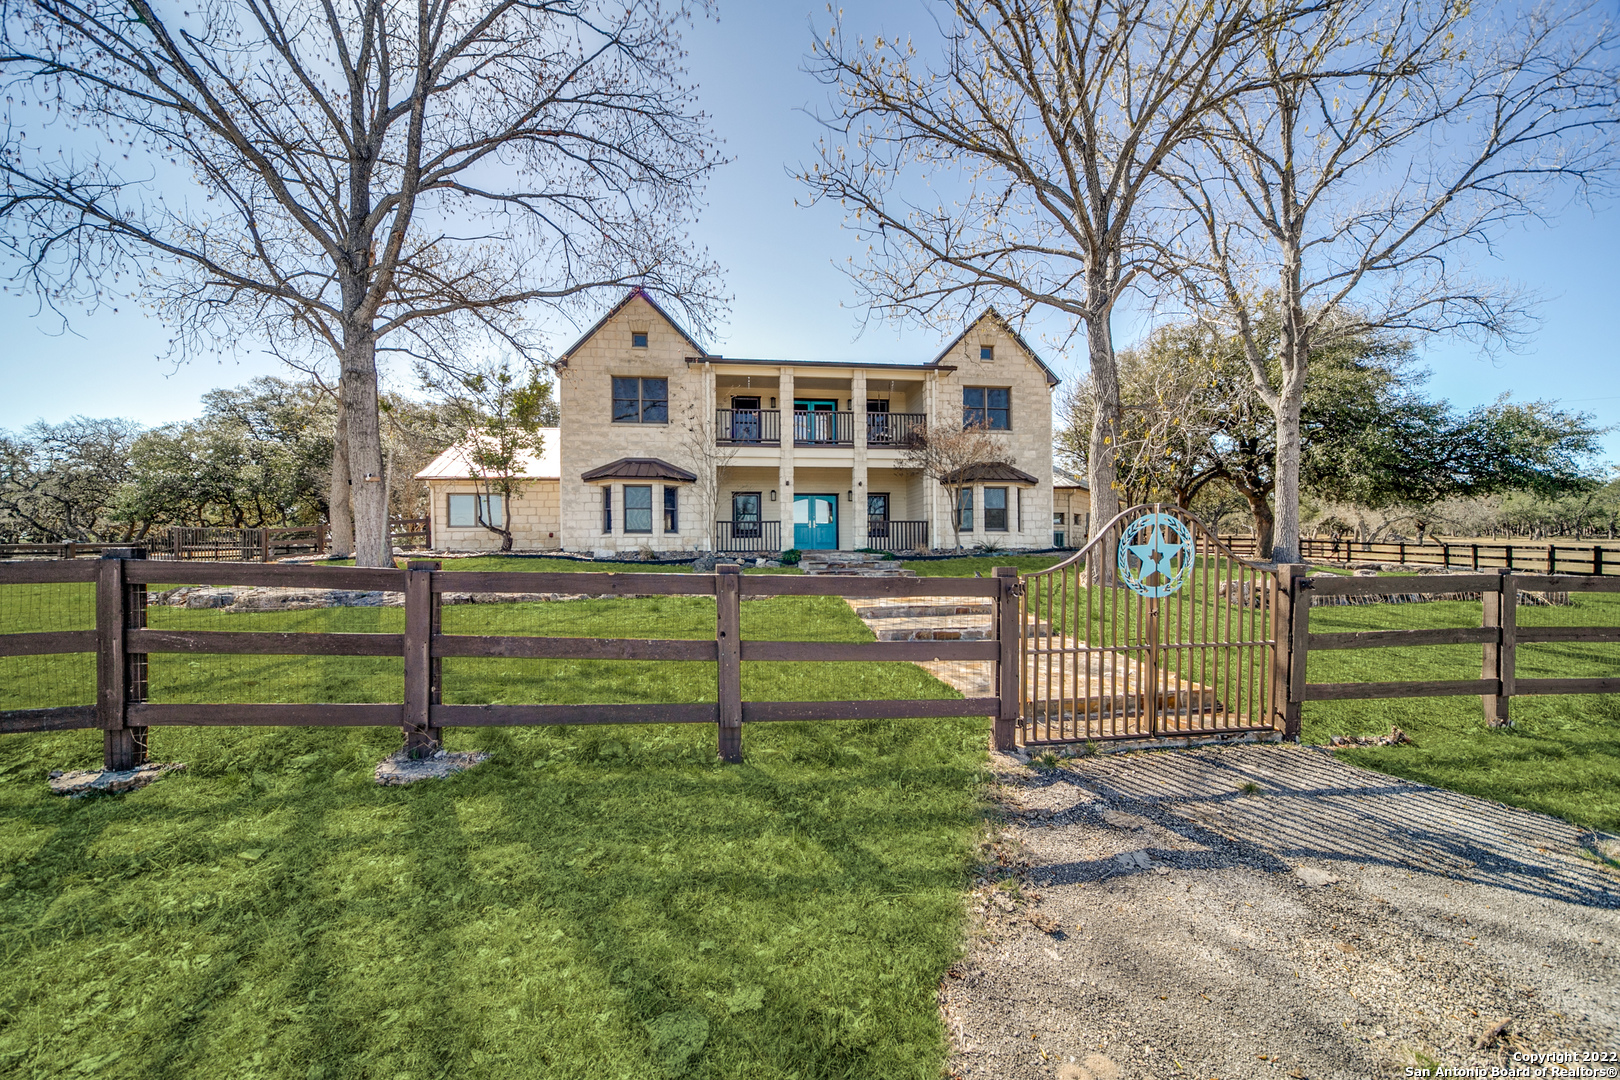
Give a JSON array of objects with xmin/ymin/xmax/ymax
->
[
  {"xmin": 851, "ymin": 369, "xmax": 868, "ymax": 551},
  {"xmin": 778, "ymin": 367, "xmax": 795, "ymax": 552}
]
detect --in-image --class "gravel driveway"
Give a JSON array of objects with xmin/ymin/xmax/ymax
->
[{"xmin": 944, "ymin": 744, "xmax": 1620, "ymax": 1080}]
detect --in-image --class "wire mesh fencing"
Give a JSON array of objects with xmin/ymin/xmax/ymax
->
[
  {"xmin": 142, "ymin": 577, "xmax": 405, "ymax": 704},
  {"xmin": 0, "ymin": 578, "xmax": 96, "ymax": 711}
]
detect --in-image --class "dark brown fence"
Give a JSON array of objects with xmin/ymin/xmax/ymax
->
[
  {"xmin": 0, "ymin": 555, "xmax": 1019, "ymax": 769},
  {"xmin": 1, "ymin": 520, "xmax": 434, "ymax": 563},
  {"xmin": 1220, "ymin": 535, "xmax": 1620, "ymax": 576},
  {"xmin": 1273, "ymin": 565, "xmax": 1620, "ymax": 734}
]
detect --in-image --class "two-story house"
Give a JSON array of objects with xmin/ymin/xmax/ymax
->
[{"xmin": 417, "ymin": 289, "xmax": 1061, "ymax": 555}]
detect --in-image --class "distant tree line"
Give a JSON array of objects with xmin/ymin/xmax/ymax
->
[
  {"xmin": 1057, "ymin": 317, "xmax": 1607, "ymax": 550},
  {"xmin": 0, "ymin": 379, "xmax": 460, "ymax": 543}
]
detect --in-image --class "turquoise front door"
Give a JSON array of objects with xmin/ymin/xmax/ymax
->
[{"xmin": 793, "ymin": 494, "xmax": 838, "ymax": 550}]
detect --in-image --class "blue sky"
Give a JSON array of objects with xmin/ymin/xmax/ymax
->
[{"xmin": 2, "ymin": 1, "xmax": 1616, "ymax": 461}]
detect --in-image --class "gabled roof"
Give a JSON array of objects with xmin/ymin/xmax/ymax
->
[
  {"xmin": 557, "ymin": 287, "xmax": 709, "ymax": 363},
  {"xmin": 580, "ymin": 457, "xmax": 697, "ymax": 483},
  {"xmin": 1053, "ymin": 467, "xmax": 1089, "ymax": 490},
  {"xmin": 944, "ymin": 463, "xmax": 1041, "ymax": 485},
  {"xmin": 932, "ymin": 308, "xmax": 1061, "ymax": 387},
  {"xmin": 413, "ymin": 429, "xmax": 561, "ymax": 481}
]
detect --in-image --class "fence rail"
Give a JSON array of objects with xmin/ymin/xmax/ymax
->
[
  {"xmin": 0, "ymin": 554, "xmax": 1019, "ymax": 768},
  {"xmin": 1275, "ymin": 565, "xmax": 1620, "ymax": 732},
  {"xmin": 1220, "ymin": 535, "xmax": 1620, "ymax": 576}
]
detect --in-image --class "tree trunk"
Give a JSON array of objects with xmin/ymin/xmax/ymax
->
[
  {"xmin": 1244, "ymin": 488, "xmax": 1275, "ymax": 560},
  {"xmin": 342, "ymin": 332, "xmax": 391, "ymax": 567},
  {"xmin": 1084, "ymin": 308, "xmax": 1123, "ymax": 541},
  {"xmin": 328, "ymin": 394, "xmax": 354, "ymax": 557},
  {"xmin": 1269, "ymin": 373, "xmax": 1306, "ymax": 563}
]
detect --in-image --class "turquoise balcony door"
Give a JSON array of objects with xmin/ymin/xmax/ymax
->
[{"xmin": 792, "ymin": 494, "xmax": 838, "ymax": 550}]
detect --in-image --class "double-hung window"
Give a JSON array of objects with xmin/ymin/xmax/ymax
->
[
  {"xmin": 612, "ymin": 377, "xmax": 668, "ymax": 424},
  {"xmin": 663, "ymin": 487, "xmax": 679, "ymax": 533},
  {"xmin": 957, "ymin": 487, "xmax": 974, "ymax": 532},
  {"xmin": 448, "ymin": 493, "xmax": 504, "ymax": 528},
  {"xmin": 601, "ymin": 488, "xmax": 613, "ymax": 534},
  {"xmin": 963, "ymin": 386, "xmax": 1010, "ymax": 430},
  {"xmin": 984, "ymin": 487, "xmax": 1008, "ymax": 531},
  {"xmin": 624, "ymin": 485, "xmax": 653, "ymax": 534}
]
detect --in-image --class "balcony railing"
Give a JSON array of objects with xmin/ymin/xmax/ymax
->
[
  {"xmin": 865, "ymin": 412, "xmax": 926, "ymax": 448},
  {"xmin": 716, "ymin": 409, "xmax": 781, "ymax": 445},
  {"xmin": 866, "ymin": 519, "xmax": 928, "ymax": 552},
  {"xmin": 793, "ymin": 410, "xmax": 853, "ymax": 446},
  {"xmin": 715, "ymin": 519, "xmax": 782, "ymax": 553}
]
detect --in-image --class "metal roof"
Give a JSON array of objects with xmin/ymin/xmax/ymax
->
[{"xmin": 579, "ymin": 457, "xmax": 698, "ymax": 483}]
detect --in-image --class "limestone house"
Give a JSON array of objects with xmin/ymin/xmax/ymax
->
[
  {"xmin": 1053, "ymin": 468, "xmax": 1091, "ymax": 548},
  {"xmin": 415, "ymin": 430, "xmax": 562, "ymax": 550},
  {"xmin": 418, "ymin": 289, "xmax": 1065, "ymax": 554}
]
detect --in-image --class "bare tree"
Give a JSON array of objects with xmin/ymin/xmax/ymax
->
[
  {"xmin": 426, "ymin": 359, "xmax": 553, "ymax": 553},
  {"xmin": 798, "ymin": 0, "xmax": 1269, "ymax": 541},
  {"xmin": 1, "ymin": 0, "xmax": 724, "ymax": 565},
  {"xmin": 899, "ymin": 421, "xmax": 1016, "ymax": 551},
  {"xmin": 1166, "ymin": 0, "xmax": 1620, "ymax": 560},
  {"xmin": 679, "ymin": 400, "xmax": 738, "ymax": 553}
]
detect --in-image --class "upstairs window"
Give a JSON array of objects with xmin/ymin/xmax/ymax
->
[
  {"xmin": 979, "ymin": 344, "xmax": 994, "ymax": 361},
  {"xmin": 631, "ymin": 330, "xmax": 649, "ymax": 348},
  {"xmin": 613, "ymin": 377, "xmax": 668, "ymax": 424},
  {"xmin": 963, "ymin": 386, "xmax": 1010, "ymax": 430}
]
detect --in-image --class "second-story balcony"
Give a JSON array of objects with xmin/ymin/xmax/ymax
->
[
  {"xmin": 716, "ymin": 409, "xmax": 930, "ymax": 450},
  {"xmin": 717, "ymin": 408, "xmax": 781, "ymax": 445},
  {"xmin": 865, "ymin": 413, "xmax": 926, "ymax": 448}
]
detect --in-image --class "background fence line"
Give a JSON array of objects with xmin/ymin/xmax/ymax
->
[
  {"xmin": 0, "ymin": 519, "xmax": 433, "ymax": 562},
  {"xmin": 1220, "ymin": 535, "xmax": 1620, "ymax": 576}
]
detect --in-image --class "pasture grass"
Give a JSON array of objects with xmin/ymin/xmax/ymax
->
[
  {"xmin": 0, "ymin": 588, "xmax": 986, "ymax": 1080},
  {"xmin": 1300, "ymin": 589, "xmax": 1620, "ymax": 833}
]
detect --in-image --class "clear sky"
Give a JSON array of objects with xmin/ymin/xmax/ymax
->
[{"xmin": 2, "ymin": 0, "xmax": 1615, "ymax": 461}]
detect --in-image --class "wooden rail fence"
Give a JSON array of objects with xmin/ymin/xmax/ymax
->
[
  {"xmin": 1273, "ymin": 565, "xmax": 1620, "ymax": 734},
  {"xmin": 0, "ymin": 553, "xmax": 1019, "ymax": 769},
  {"xmin": 1220, "ymin": 535, "xmax": 1620, "ymax": 577},
  {"xmin": 0, "ymin": 519, "xmax": 434, "ymax": 562}
]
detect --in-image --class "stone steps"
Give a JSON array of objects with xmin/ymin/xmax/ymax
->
[{"xmin": 798, "ymin": 551, "xmax": 917, "ymax": 577}]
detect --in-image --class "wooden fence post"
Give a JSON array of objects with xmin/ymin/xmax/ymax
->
[
  {"xmin": 1272, "ymin": 563, "xmax": 1308, "ymax": 740},
  {"xmin": 992, "ymin": 566, "xmax": 1020, "ymax": 752},
  {"xmin": 1482, "ymin": 568, "xmax": 1515, "ymax": 728},
  {"xmin": 98, "ymin": 549, "xmax": 148, "ymax": 771},
  {"xmin": 715, "ymin": 564, "xmax": 743, "ymax": 763},
  {"xmin": 402, "ymin": 560, "xmax": 441, "ymax": 758}
]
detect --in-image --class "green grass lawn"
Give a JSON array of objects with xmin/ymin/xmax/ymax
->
[
  {"xmin": 0, "ymin": 586, "xmax": 987, "ymax": 1080},
  {"xmin": 1300, "ymin": 589, "xmax": 1620, "ymax": 833}
]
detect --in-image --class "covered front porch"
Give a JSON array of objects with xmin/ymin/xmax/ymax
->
[{"xmin": 713, "ymin": 466, "xmax": 930, "ymax": 553}]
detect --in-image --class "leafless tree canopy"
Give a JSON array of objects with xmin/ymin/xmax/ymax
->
[
  {"xmin": 1165, "ymin": 0, "xmax": 1620, "ymax": 560},
  {"xmin": 898, "ymin": 420, "xmax": 1016, "ymax": 551},
  {"xmin": 1, "ymin": 0, "xmax": 724, "ymax": 564},
  {"xmin": 799, "ymin": 0, "xmax": 1268, "ymax": 540}
]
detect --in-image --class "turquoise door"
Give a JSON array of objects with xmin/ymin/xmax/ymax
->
[{"xmin": 793, "ymin": 494, "xmax": 838, "ymax": 550}]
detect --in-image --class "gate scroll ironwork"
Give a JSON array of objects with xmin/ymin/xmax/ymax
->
[{"xmin": 1019, "ymin": 504, "xmax": 1279, "ymax": 744}]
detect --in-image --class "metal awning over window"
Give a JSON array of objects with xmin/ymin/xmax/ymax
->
[{"xmin": 579, "ymin": 457, "xmax": 698, "ymax": 483}]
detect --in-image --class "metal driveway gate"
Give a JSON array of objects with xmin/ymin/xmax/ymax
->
[{"xmin": 1019, "ymin": 505, "xmax": 1280, "ymax": 744}]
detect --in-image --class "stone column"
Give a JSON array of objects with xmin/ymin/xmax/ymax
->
[
  {"xmin": 778, "ymin": 367, "xmax": 795, "ymax": 552},
  {"xmin": 851, "ymin": 369, "xmax": 868, "ymax": 551}
]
